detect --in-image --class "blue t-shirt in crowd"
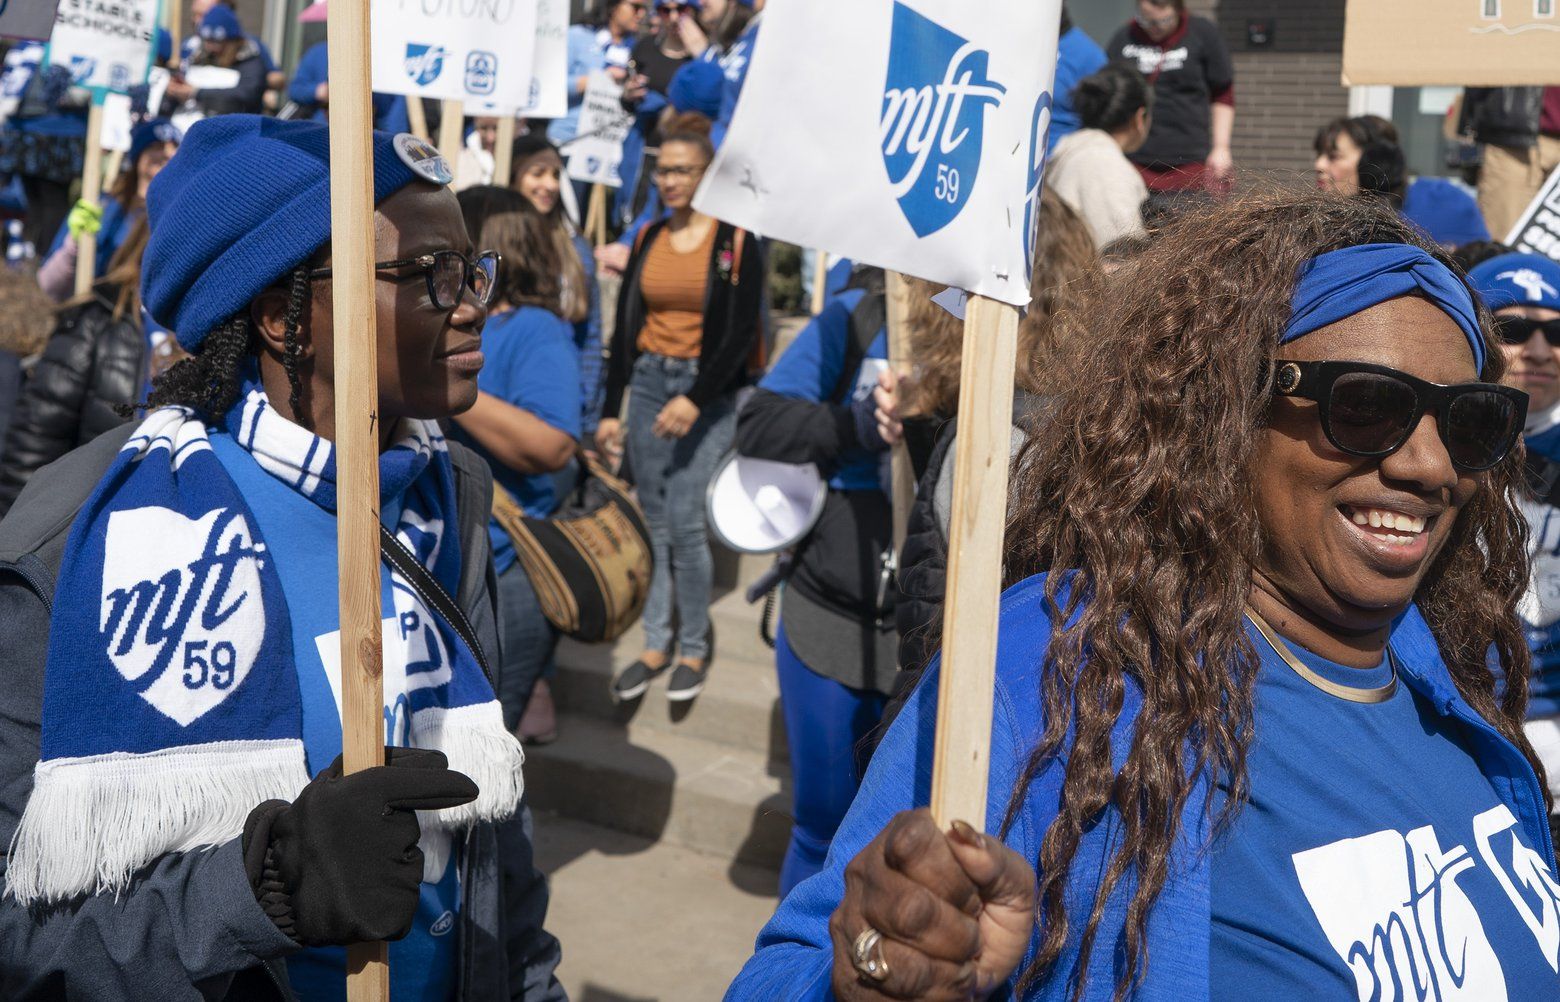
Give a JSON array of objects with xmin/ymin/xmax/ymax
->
[
  {"xmin": 459, "ymin": 306, "xmax": 581, "ymax": 574},
  {"xmin": 758, "ymin": 287, "xmax": 888, "ymax": 493},
  {"xmin": 210, "ymin": 434, "xmax": 459, "ymax": 1002},
  {"xmin": 1050, "ymin": 25, "xmax": 1108, "ymax": 155},
  {"xmin": 1211, "ymin": 626, "xmax": 1559, "ymax": 1001},
  {"xmin": 1402, "ymin": 176, "xmax": 1490, "ymax": 248}
]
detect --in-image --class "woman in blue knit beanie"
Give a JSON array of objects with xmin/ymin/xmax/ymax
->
[{"xmin": 0, "ymin": 115, "xmax": 564, "ymax": 1001}]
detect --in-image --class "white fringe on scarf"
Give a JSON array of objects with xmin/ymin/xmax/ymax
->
[
  {"xmin": 7, "ymin": 739, "xmax": 311, "ymax": 905},
  {"xmin": 411, "ymin": 701, "xmax": 526, "ymax": 831}
]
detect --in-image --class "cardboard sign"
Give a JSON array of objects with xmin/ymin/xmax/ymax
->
[
  {"xmin": 370, "ymin": 0, "xmax": 538, "ymax": 107},
  {"xmin": 0, "ymin": 0, "xmax": 61, "ymax": 42},
  {"xmin": 565, "ymin": 71, "xmax": 634, "ymax": 187},
  {"xmin": 694, "ymin": 0, "xmax": 1061, "ymax": 308},
  {"xmin": 45, "ymin": 0, "xmax": 159, "ymax": 98},
  {"xmin": 1506, "ymin": 165, "xmax": 1560, "ymax": 263},
  {"xmin": 1344, "ymin": 0, "xmax": 1560, "ymax": 86}
]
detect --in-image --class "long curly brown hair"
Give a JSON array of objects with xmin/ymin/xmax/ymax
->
[{"xmin": 998, "ymin": 187, "xmax": 1542, "ymax": 999}]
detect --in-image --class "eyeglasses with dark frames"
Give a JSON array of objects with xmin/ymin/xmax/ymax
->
[
  {"xmin": 309, "ymin": 250, "xmax": 500, "ymax": 312},
  {"xmin": 1272, "ymin": 359, "xmax": 1527, "ymax": 473},
  {"xmin": 1493, "ymin": 314, "xmax": 1560, "ymax": 347}
]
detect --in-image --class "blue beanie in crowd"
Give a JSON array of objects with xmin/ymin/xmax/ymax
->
[
  {"xmin": 199, "ymin": 6, "xmax": 244, "ymax": 42},
  {"xmin": 142, "ymin": 115, "xmax": 432, "ymax": 352},
  {"xmin": 1468, "ymin": 253, "xmax": 1560, "ymax": 313},
  {"xmin": 668, "ymin": 61, "xmax": 724, "ymax": 118},
  {"xmin": 127, "ymin": 118, "xmax": 181, "ymax": 168}
]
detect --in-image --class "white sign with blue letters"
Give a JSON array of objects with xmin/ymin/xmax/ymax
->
[
  {"xmin": 370, "ymin": 0, "xmax": 538, "ymax": 108},
  {"xmin": 694, "ymin": 0, "xmax": 1061, "ymax": 309},
  {"xmin": 44, "ymin": 0, "xmax": 158, "ymax": 99}
]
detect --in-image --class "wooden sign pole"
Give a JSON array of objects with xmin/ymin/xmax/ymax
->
[
  {"xmin": 101, "ymin": 150, "xmax": 124, "ymax": 194},
  {"xmin": 166, "ymin": 0, "xmax": 183, "ymax": 66},
  {"xmin": 437, "ymin": 99, "xmax": 465, "ymax": 169},
  {"xmin": 493, "ymin": 113, "xmax": 516, "ymax": 188},
  {"xmin": 809, "ymin": 250, "xmax": 829, "ymax": 315},
  {"xmin": 928, "ymin": 295, "xmax": 1019, "ymax": 831},
  {"xmin": 405, "ymin": 96, "xmax": 430, "ymax": 142},
  {"xmin": 75, "ymin": 102, "xmax": 105, "ymax": 296},
  {"xmin": 326, "ymin": 0, "xmax": 390, "ymax": 997},
  {"xmin": 585, "ymin": 183, "xmax": 608, "ymax": 246},
  {"xmin": 884, "ymin": 271, "xmax": 915, "ymax": 558}
]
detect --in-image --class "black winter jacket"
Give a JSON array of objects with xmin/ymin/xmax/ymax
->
[
  {"xmin": 603, "ymin": 218, "xmax": 764, "ymax": 416},
  {"xmin": 1463, "ymin": 87, "xmax": 1548, "ymax": 149},
  {"xmin": 0, "ymin": 428, "xmax": 564, "ymax": 1001},
  {"xmin": 0, "ymin": 289, "xmax": 144, "ymax": 516}
]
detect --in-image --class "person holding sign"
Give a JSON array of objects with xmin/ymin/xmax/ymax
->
[
  {"xmin": 162, "ymin": 7, "xmax": 269, "ymax": 119},
  {"xmin": 0, "ymin": 116, "xmax": 562, "ymax": 1000},
  {"xmin": 0, "ymin": 57, "xmax": 87, "ymax": 253},
  {"xmin": 1472, "ymin": 253, "xmax": 1560, "ymax": 824},
  {"xmin": 597, "ymin": 114, "xmax": 762, "ymax": 703},
  {"xmin": 35, "ymin": 118, "xmax": 179, "ymax": 302},
  {"xmin": 728, "ymin": 190, "xmax": 1558, "ymax": 1001}
]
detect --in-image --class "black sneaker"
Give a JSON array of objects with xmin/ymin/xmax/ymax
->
[
  {"xmin": 611, "ymin": 659, "xmax": 666, "ymax": 702},
  {"xmin": 666, "ymin": 661, "xmax": 708, "ymax": 703}
]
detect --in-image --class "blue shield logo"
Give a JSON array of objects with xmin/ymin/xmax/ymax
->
[
  {"xmin": 68, "ymin": 55, "xmax": 97, "ymax": 86},
  {"xmin": 879, "ymin": 3, "xmax": 1006, "ymax": 238},
  {"xmin": 1021, "ymin": 91, "xmax": 1052, "ymax": 282},
  {"xmin": 404, "ymin": 44, "xmax": 447, "ymax": 87},
  {"xmin": 464, "ymin": 51, "xmax": 497, "ymax": 95}
]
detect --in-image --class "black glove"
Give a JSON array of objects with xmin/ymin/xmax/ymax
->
[{"xmin": 241, "ymin": 747, "xmax": 478, "ymax": 947}]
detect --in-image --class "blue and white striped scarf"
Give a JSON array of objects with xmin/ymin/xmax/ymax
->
[{"xmin": 9, "ymin": 384, "xmax": 524, "ymax": 905}]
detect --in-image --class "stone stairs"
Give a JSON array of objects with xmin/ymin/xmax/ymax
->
[{"xmin": 525, "ymin": 549, "xmax": 795, "ymax": 871}]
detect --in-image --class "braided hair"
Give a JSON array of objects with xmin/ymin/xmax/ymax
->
[{"xmin": 146, "ymin": 267, "xmax": 312, "ymax": 418}]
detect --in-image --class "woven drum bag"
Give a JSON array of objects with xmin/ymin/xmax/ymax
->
[{"xmin": 491, "ymin": 457, "xmax": 653, "ymax": 643}]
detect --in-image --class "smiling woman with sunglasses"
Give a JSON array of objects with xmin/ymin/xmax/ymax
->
[
  {"xmin": 0, "ymin": 116, "xmax": 564, "ymax": 1000},
  {"xmin": 728, "ymin": 190, "xmax": 1560, "ymax": 1002},
  {"xmin": 1471, "ymin": 252, "xmax": 1560, "ymax": 833}
]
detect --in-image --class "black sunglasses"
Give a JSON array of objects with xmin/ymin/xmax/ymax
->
[
  {"xmin": 1272, "ymin": 359, "xmax": 1527, "ymax": 473},
  {"xmin": 310, "ymin": 250, "xmax": 499, "ymax": 311},
  {"xmin": 1494, "ymin": 314, "xmax": 1560, "ymax": 347}
]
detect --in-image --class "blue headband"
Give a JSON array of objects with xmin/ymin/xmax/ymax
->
[{"xmin": 1284, "ymin": 243, "xmax": 1485, "ymax": 374}]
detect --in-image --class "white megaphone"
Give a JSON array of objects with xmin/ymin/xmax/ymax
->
[{"xmin": 705, "ymin": 452, "xmax": 828, "ymax": 555}]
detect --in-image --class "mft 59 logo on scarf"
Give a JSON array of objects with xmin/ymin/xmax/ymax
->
[{"xmin": 100, "ymin": 506, "xmax": 268, "ymax": 726}]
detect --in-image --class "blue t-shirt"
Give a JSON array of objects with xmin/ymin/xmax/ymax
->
[
  {"xmin": 1402, "ymin": 176, "xmax": 1490, "ymax": 248},
  {"xmin": 1211, "ymin": 627, "xmax": 1559, "ymax": 1000},
  {"xmin": 210, "ymin": 434, "xmax": 459, "ymax": 1002},
  {"xmin": 1050, "ymin": 26, "xmax": 1108, "ymax": 155},
  {"xmin": 758, "ymin": 288, "xmax": 888, "ymax": 492},
  {"xmin": 458, "ymin": 306, "xmax": 581, "ymax": 573}
]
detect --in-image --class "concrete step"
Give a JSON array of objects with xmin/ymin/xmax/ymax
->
[
  {"xmin": 524, "ymin": 712, "xmax": 794, "ymax": 871},
  {"xmin": 550, "ymin": 584, "xmax": 787, "ymax": 762}
]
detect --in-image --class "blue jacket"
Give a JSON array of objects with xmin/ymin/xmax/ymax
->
[
  {"xmin": 546, "ymin": 24, "xmax": 610, "ymax": 146},
  {"xmin": 287, "ymin": 41, "xmax": 411, "ymax": 133},
  {"xmin": 570, "ymin": 233, "xmax": 605, "ymax": 433},
  {"xmin": 1050, "ymin": 26, "xmax": 1108, "ymax": 155},
  {"xmin": 725, "ymin": 573, "xmax": 1556, "ymax": 1000}
]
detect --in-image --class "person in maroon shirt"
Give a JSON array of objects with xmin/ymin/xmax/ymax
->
[{"xmin": 1107, "ymin": 0, "xmax": 1236, "ymax": 196}]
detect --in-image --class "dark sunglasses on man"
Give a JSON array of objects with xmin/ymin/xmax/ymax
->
[
  {"xmin": 310, "ymin": 250, "xmax": 500, "ymax": 312},
  {"xmin": 1272, "ymin": 359, "xmax": 1527, "ymax": 473},
  {"xmin": 1493, "ymin": 314, "xmax": 1560, "ymax": 347}
]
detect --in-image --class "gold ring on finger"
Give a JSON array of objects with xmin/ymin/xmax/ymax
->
[{"xmin": 851, "ymin": 926, "xmax": 889, "ymax": 982}]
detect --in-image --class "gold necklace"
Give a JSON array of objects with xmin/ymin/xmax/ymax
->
[{"xmin": 1244, "ymin": 606, "xmax": 1398, "ymax": 705}]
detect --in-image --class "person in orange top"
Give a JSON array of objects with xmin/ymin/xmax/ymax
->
[{"xmin": 596, "ymin": 112, "xmax": 763, "ymax": 703}]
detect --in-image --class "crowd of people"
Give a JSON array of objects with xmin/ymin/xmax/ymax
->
[{"xmin": 0, "ymin": 0, "xmax": 1559, "ymax": 999}]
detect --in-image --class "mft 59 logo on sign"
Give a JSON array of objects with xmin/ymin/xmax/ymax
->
[
  {"xmin": 878, "ymin": 2, "xmax": 1006, "ymax": 238},
  {"xmin": 404, "ymin": 43, "xmax": 447, "ymax": 86}
]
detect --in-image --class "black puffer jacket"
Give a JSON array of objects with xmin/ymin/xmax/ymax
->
[{"xmin": 0, "ymin": 289, "xmax": 144, "ymax": 515}]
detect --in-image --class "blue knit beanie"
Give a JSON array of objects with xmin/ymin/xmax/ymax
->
[
  {"xmin": 1468, "ymin": 253, "xmax": 1560, "ymax": 313},
  {"xmin": 668, "ymin": 61, "xmax": 724, "ymax": 118},
  {"xmin": 199, "ymin": 6, "xmax": 244, "ymax": 42},
  {"xmin": 127, "ymin": 118, "xmax": 180, "ymax": 168},
  {"xmin": 142, "ymin": 115, "xmax": 435, "ymax": 351}
]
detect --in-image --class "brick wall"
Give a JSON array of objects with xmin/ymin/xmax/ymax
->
[{"xmin": 1191, "ymin": 0, "xmax": 1353, "ymax": 176}]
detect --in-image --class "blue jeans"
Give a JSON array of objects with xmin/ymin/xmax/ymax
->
[
  {"xmin": 496, "ymin": 561, "xmax": 559, "ymax": 732},
  {"xmin": 625, "ymin": 353, "xmax": 734, "ymax": 661},
  {"xmin": 775, "ymin": 619, "xmax": 888, "ymax": 897}
]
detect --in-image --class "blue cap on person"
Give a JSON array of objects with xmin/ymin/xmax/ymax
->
[
  {"xmin": 141, "ymin": 115, "xmax": 453, "ymax": 352},
  {"xmin": 199, "ymin": 5, "xmax": 244, "ymax": 41},
  {"xmin": 657, "ymin": 0, "xmax": 702, "ymax": 8},
  {"xmin": 668, "ymin": 61, "xmax": 724, "ymax": 119},
  {"xmin": 126, "ymin": 118, "xmax": 181, "ymax": 168},
  {"xmin": 1468, "ymin": 253, "xmax": 1560, "ymax": 313}
]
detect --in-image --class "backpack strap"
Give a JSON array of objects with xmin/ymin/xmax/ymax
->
[{"xmin": 828, "ymin": 291, "xmax": 888, "ymax": 405}]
